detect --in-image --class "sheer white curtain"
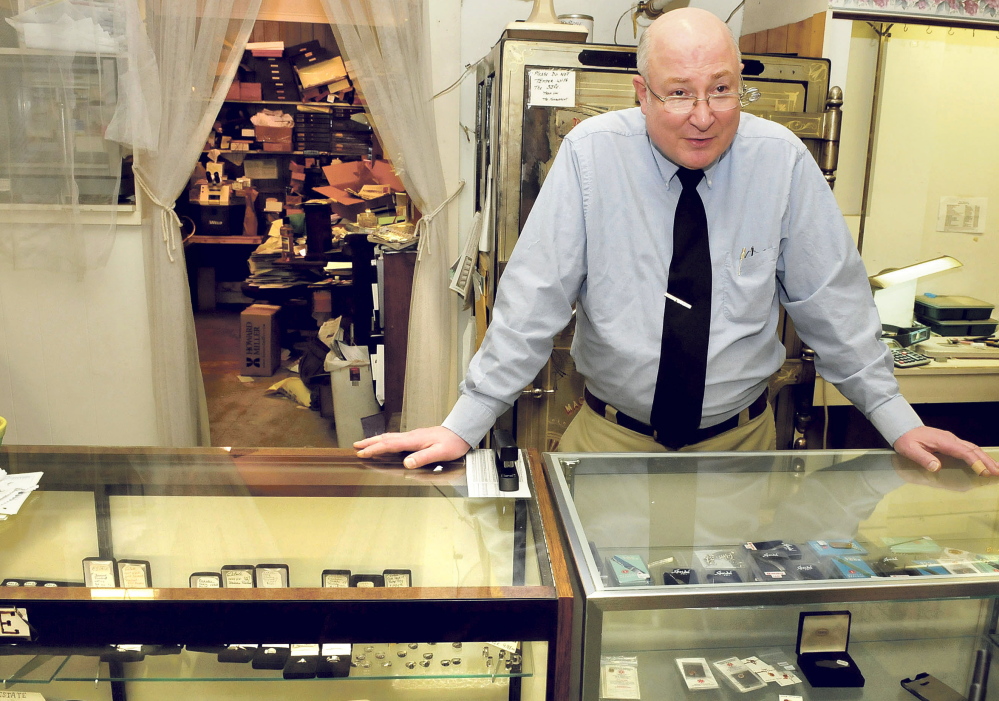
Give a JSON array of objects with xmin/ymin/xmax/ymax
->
[
  {"xmin": 111, "ymin": 0, "xmax": 260, "ymax": 445},
  {"xmin": 319, "ymin": 0, "xmax": 460, "ymax": 430}
]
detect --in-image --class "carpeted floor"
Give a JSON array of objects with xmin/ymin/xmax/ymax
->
[{"xmin": 195, "ymin": 308, "xmax": 338, "ymax": 448}]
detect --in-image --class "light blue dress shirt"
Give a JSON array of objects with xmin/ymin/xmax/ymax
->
[{"xmin": 443, "ymin": 109, "xmax": 921, "ymax": 447}]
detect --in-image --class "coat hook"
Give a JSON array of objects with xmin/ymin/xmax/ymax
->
[
  {"xmin": 926, "ymin": 26, "xmax": 933, "ymax": 34},
  {"xmin": 948, "ymin": 27, "xmax": 955, "ymax": 35}
]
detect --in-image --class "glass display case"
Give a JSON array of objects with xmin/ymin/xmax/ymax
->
[
  {"xmin": 0, "ymin": 446, "xmax": 570, "ymax": 701},
  {"xmin": 543, "ymin": 449, "xmax": 999, "ymax": 700}
]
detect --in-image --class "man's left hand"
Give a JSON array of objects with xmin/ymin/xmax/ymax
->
[{"xmin": 893, "ymin": 426, "xmax": 999, "ymax": 475}]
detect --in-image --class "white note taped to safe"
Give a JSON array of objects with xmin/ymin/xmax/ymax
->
[{"xmin": 528, "ymin": 68, "xmax": 575, "ymax": 107}]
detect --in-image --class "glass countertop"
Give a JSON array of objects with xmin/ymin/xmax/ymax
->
[{"xmin": 544, "ymin": 449, "xmax": 999, "ymax": 596}]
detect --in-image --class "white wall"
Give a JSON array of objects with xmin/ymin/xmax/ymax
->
[
  {"xmin": 854, "ymin": 25, "xmax": 999, "ymax": 306},
  {"xmin": 0, "ymin": 225, "xmax": 158, "ymax": 445}
]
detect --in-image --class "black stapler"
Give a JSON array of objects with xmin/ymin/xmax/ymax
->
[{"xmin": 491, "ymin": 429, "xmax": 520, "ymax": 492}]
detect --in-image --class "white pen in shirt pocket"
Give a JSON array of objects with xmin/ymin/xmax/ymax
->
[{"xmin": 738, "ymin": 246, "xmax": 756, "ymax": 276}]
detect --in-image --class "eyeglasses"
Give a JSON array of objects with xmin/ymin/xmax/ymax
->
[{"xmin": 644, "ymin": 81, "xmax": 761, "ymax": 114}]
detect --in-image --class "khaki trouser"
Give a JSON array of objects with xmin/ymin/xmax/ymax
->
[{"xmin": 559, "ymin": 399, "xmax": 777, "ymax": 453}]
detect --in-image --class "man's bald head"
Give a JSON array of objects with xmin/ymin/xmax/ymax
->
[{"xmin": 636, "ymin": 8, "xmax": 741, "ymax": 78}]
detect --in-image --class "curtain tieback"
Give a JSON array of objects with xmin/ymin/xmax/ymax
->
[
  {"xmin": 133, "ymin": 166, "xmax": 183, "ymax": 263},
  {"xmin": 415, "ymin": 180, "xmax": 465, "ymax": 260}
]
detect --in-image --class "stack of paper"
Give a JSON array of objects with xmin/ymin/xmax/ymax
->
[
  {"xmin": 247, "ymin": 41, "xmax": 284, "ymax": 57},
  {"xmin": 0, "ymin": 470, "xmax": 43, "ymax": 518}
]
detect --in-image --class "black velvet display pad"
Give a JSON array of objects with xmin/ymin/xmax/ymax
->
[
  {"xmin": 798, "ymin": 652, "xmax": 865, "ymax": 688},
  {"xmin": 282, "ymin": 654, "xmax": 318, "ymax": 679},
  {"xmin": 316, "ymin": 654, "xmax": 351, "ymax": 678},
  {"xmin": 251, "ymin": 645, "xmax": 290, "ymax": 670},
  {"xmin": 217, "ymin": 645, "xmax": 256, "ymax": 663}
]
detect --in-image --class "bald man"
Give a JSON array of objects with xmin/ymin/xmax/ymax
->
[{"xmin": 357, "ymin": 8, "xmax": 998, "ymax": 476}]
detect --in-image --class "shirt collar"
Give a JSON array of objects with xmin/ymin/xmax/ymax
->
[{"xmin": 647, "ymin": 134, "xmax": 730, "ymax": 191}]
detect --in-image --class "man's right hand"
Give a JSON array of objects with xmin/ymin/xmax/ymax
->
[{"xmin": 354, "ymin": 426, "xmax": 472, "ymax": 469}]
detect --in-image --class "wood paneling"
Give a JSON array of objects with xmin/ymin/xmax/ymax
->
[
  {"xmin": 248, "ymin": 21, "xmax": 338, "ymax": 54},
  {"xmin": 739, "ymin": 10, "xmax": 827, "ymax": 58}
]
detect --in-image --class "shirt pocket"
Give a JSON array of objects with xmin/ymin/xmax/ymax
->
[{"xmin": 720, "ymin": 245, "xmax": 780, "ymax": 324}]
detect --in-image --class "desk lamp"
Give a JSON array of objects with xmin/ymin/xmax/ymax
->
[{"xmin": 869, "ymin": 255, "xmax": 962, "ymax": 329}]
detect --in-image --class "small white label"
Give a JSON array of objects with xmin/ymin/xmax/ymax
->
[
  {"xmin": 384, "ymin": 573, "xmax": 410, "ymax": 587},
  {"xmin": 323, "ymin": 573, "xmax": 349, "ymax": 588},
  {"xmin": 528, "ymin": 69, "xmax": 575, "ymax": 107},
  {"xmin": 87, "ymin": 561, "xmax": 116, "ymax": 588},
  {"xmin": 223, "ymin": 569, "xmax": 254, "ymax": 588},
  {"xmin": 119, "ymin": 563, "xmax": 148, "ymax": 588},
  {"xmin": 257, "ymin": 568, "xmax": 286, "ymax": 588},
  {"xmin": 601, "ymin": 663, "xmax": 641, "ymax": 699},
  {"xmin": 0, "ymin": 608, "xmax": 30, "ymax": 638}
]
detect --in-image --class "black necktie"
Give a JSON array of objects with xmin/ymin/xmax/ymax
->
[{"xmin": 650, "ymin": 167, "xmax": 711, "ymax": 449}]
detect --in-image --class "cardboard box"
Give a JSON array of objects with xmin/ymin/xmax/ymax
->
[
  {"xmin": 285, "ymin": 40, "xmax": 333, "ymax": 67},
  {"xmin": 253, "ymin": 125, "xmax": 292, "ymax": 141},
  {"xmin": 241, "ymin": 304, "xmax": 281, "ymax": 376},
  {"xmin": 239, "ymin": 82, "xmax": 262, "ymax": 101},
  {"xmin": 254, "ymin": 125, "xmax": 293, "ymax": 150},
  {"xmin": 314, "ymin": 159, "xmax": 404, "ymax": 219},
  {"xmin": 197, "ymin": 202, "xmax": 243, "ymax": 236},
  {"xmin": 295, "ymin": 56, "xmax": 348, "ymax": 90}
]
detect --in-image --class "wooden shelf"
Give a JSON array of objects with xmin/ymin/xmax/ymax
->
[
  {"xmin": 223, "ymin": 99, "xmax": 362, "ymax": 108},
  {"xmin": 203, "ymin": 150, "xmax": 369, "ymax": 156},
  {"xmin": 184, "ymin": 235, "xmax": 265, "ymax": 246}
]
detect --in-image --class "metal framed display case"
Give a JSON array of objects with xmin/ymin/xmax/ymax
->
[
  {"xmin": 0, "ymin": 446, "xmax": 571, "ymax": 700},
  {"xmin": 543, "ymin": 449, "xmax": 999, "ymax": 700},
  {"xmin": 474, "ymin": 39, "xmax": 843, "ymax": 453}
]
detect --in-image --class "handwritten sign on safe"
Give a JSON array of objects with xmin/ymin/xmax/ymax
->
[{"xmin": 528, "ymin": 69, "xmax": 575, "ymax": 107}]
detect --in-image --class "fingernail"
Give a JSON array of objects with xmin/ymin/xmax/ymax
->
[
  {"xmin": 971, "ymin": 460, "xmax": 988, "ymax": 476},
  {"xmin": 927, "ymin": 460, "xmax": 940, "ymax": 472},
  {"xmin": 356, "ymin": 449, "xmax": 367, "ymax": 457},
  {"xmin": 404, "ymin": 457, "xmax": 416, "ymax": 469}
]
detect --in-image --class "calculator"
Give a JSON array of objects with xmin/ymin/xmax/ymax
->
[{"xmin": 891, "ymin": 348, "xmax": 932, "ymax": 368}]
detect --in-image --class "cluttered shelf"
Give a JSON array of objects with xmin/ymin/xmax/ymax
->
[
  {"xmin": 184, "ymin": 235, "xmax": 266, "ymax": 247},
  {"xmin": 223, "ymin": 99, "xmax": 362, "ymax": 109},
  {"xmin": 184, "ymin": 37, "xmax": 419, "ymax": 445}
]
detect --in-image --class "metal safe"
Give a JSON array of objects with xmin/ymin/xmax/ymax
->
[{"xmin": 474, "ymin": 38, "xmax": 843, "ymax": 452}]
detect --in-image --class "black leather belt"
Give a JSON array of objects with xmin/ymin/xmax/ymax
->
[{"xmin": 583, "ymin": 387, "xmax": 769, "ymax": 449}]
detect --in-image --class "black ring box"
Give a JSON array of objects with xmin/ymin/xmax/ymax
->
[{"xmin": 796, "ymin": 611, "xmax": 865, "ymax": 687}]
